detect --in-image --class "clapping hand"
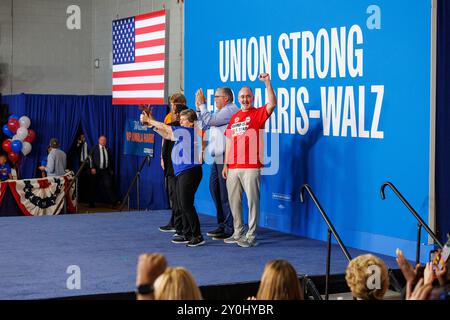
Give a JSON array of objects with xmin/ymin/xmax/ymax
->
[{"xmin": 195, "ymin": 89, "xmax": 206, "ymax": 109}]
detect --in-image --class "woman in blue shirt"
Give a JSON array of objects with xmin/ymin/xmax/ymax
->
[{"xmin": 141, "ymin": 108, "xmax": 204, "ymax": 247}]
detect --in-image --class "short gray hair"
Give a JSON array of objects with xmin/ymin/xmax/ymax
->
[{"xmin": 219, "ymin": 87, "xmax": 234, "ymax": 103}]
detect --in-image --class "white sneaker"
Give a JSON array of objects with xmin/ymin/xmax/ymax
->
[
  {"xmin": 224, "ymin": 235, "xmax": 243, "ymax": 244},
  {"xmin": 237, "ymin": 238, "xmax": 259, "ymax": 248}
]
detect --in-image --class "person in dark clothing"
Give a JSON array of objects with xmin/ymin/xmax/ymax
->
[
  {"xmin": 159, "ymin": 104, "xmax": 188, "ymax": 235},
  {"xmin": 141, "ymin": 108, "xmax": 204, "ymax": 247},
  {"xmin": 89, "ymin": 135, "xmax": 118, "ymax": 208}
]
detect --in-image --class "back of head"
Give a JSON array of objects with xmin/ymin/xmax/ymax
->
[
  {"xmin": 256, "ymin": 260, "xmax": 304, "ymax": 300},
  {"xmin": 345, "ymin": 254, "xmax": 389, "ymax": 300},
  {"xmin": 154, "ymin": 267, "xmax": 202, "ymax": 300},
  {"xmin": 49, "ymin": 138, "xmax": 59, "ymax": 149}
]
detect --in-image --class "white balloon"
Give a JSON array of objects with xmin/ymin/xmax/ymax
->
[
  {"xmin": 21, "ymin": 141, "xmax": 32, "ymax": 156},
  {"xmin": 16, "ymin": 127, "xmax": 28, "ymax": 140},
  {"xmin": 12, "ymin": 134, "xmax": 23, "ymax": 141},
  {"xmin": 19, "ymin": 116, "xmax": 31, "ymax": 129}
]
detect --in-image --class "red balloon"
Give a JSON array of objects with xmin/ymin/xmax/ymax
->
[
  {"xmin": 2, "ymin": 139, "xmax": 12, "ymax": 153},
  {"xmin": 7, "ymin": 119, "xmax": 20, "ymax": 134},
  {"xmin": 8, "ymin": 151, "xmax": 20, "ymax": 164},
  {"xmin": 24, "ymin": 129, "xmax": 36, "ymax": 143}
]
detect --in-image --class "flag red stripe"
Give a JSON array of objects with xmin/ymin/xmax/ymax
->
[
  {"xmin": 113, "ymin": 68, "xmax": 165, "ymax": 78},
  {"xmin": 135, "ymin": 10, "xmax": 166, "ymax": 21},
  {"xmin": 135, "ymin": 53, "xmax": 165, "ymax": 63},
  {"xmin": 113, "ymin": 98, "xmax": 165, "ymax": 105},
  {"xmin": 135, "ymin": 23, "xmax": 166, "ymax": 35},
  {"xmin": 113, "ymin": 83, "xmax": 165, "ymax": 91},
  {"xmin": 135, "ymin": 38, "xmax": 165, "ymax": 48}
]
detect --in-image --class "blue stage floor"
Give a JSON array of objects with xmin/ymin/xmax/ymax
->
[{"xmin": 0, "ymin": 211, "xmax": 398, "ymax": 300}]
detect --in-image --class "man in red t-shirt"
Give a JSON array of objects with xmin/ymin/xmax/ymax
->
[{"xmin": 222, "ymin": 73, "xmax": 277, "ymax": 248}]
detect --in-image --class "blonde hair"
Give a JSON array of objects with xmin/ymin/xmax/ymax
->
[
  {"xmin": 154, "ymin": 267, "xmax": 202, "ymax": 300},
  {"xmin": 256, "ymin": 260, "xmax": 304, "ymax": 300},
  {"xmin": 345, "ymin": 254, "xmax": 389, "ymax": 300}
]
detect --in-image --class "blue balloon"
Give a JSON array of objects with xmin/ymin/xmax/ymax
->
[
  {"xmin": 2, "ymin": 124, "xmax": 14, "ymax": 138},
  {"xmin": 8, "ymin": 114, "xmax": 20, "ymax": 121},
  {"xmin": 11, "ymin": 140, "xmax": 23, "ymax": 153}
]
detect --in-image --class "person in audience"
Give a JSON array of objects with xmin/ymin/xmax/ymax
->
[
  {"xmin": 141, "ymin": 108, "xmax": 204, "ymax": 247},
  {"xmin": 0, "ymin": 154, "xmax": 13, "ymax": 181},
  {"xmin": 38, "ymin": 138, "xmax": 67, "ymax": 177},
  {"xmin": 222, "ymin": 73, "xmax": 277, "ymax": 248},
  {"xmin": 345, "ymin": 254, "xmax": 389, "ymax": 300},
  {"xmin": 195, "ymin": 87, "xmax": 240, "ymax": 241},
  {"xmin": 396, "ymin": 248, "xmax": 447, "ymax": 300},
  {"xmin": 154, "ymin": 267, "xmax": 202, "ymax": 300},
  {"xmin": 250, "ymin": 259, "xmax": 304, "ymax": 300},
  {"xmin": 89, "ymin": 135, "xmax": 118, "ymax": 208},
  {"xmin": 135, "ymin": 253, "xmax": 168, "ymax": 300}
]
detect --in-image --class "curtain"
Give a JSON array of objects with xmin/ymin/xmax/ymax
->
[
  {"xmin": 2, "ymin": 94, "xmax": 168, "ymax": 210},
  {"xmin": 435, "ymin": 0, "xmax": 450, "ymax": 243}
]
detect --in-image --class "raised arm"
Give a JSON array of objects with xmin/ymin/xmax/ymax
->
[
  {"xmin": 259, "ymin": 73, "xmax": 277, "ymax": 116},
  {"xmin": 141, "ymin": 111, "xmax": 175, "ymax": 141},
  {"xmin": 195, "ymin": 88, "xmax": 235, "ymax": 128}
]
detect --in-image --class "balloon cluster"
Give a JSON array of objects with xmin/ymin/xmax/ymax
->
[{"xmin": 2, "ymin": 115, "xmax": 36, "ymax": 164}]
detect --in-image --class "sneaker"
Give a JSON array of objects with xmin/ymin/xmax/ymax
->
[
  {"xmin": 223, "ymin": 235, "xmax": 243, "ymax": 244},
  {"xmin": 237, "ymin": 238, "xmax": 259, "ymax": 248},
  {"xmin": 187, "ymin": 236, "xmax": 206, "ymax": 247},
  {"xmin": 171, "ymin": 235, "xmax": 190, "ymax": 244},
  {"xmin": 172, "ymin": 232, "xmax": 183, "ymax": 237},
  {"xmin": 206, "ymin": 227, "xmax": 224, "ymax": 237},
  {"xmin": 212, "ymin": 232, "xmax": 233, "ymax": 240},
  {"xmin": 159, "ymin": 225, "xmax": 176, "ymax": 233}
]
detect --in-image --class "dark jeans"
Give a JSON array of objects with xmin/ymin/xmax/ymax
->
[
  {"xmin": 167, "ymin": 175, "xmax": 183, "ymax": 233},
  {"xmin": 210, "ymin": 161, "xmax": 234, "ymax": 234},
  {"xmin": 89, "ymin": 169, "xmax": 117, "ymax": 206},
  {"xmin": 176, "ymin": 166, "xmax": 202, "ymax": 239}
]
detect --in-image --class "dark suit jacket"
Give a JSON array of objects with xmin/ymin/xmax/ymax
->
[{"xmin": 90, "ymin": 145, "xmax": 114, "ymax": 174}]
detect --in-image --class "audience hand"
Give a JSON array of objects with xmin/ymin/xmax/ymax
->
[
  {"xmin": 396, "ymin": 248, "xmax": 416, "ymax": 283},
  {"xmin": 423, "ymin": 262, "xmax": 437, "ymax": 286},
  {"xmin": 408, "ymin": 278, "xmax": 433, "ymax": 300},
  {"xmin": 136, "ymin": 253, "xmax": 167, "ymax": 286},
  {"xmin": 91, "ymin": 168, "xmax": 96, "ymax": 175}
]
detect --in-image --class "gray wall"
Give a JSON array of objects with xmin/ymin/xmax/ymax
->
[
  {"xmin": 0, "ymin": 0, "xmax": 184, "ymax": 98},
  {"xmin": 93, "ymin": 0, "xmax": 184, "ymax": 97},
  {"xmin": 0, "ymin": 0, "xmax": 93, "ymax": 95}
]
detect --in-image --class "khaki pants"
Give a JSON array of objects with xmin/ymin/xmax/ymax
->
[{"xmin": 226, "ymin": 168, "xmax": 260, "ymax": 242}]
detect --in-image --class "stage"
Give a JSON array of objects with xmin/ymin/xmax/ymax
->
[{"xmin": 0, "ymin": 210, "xmax": 399, "ymax": 300}]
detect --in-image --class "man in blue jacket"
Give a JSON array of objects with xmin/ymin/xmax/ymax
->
[{"xmin": 195, "ymin": 87, "xmax": 240, "ymax": 240}]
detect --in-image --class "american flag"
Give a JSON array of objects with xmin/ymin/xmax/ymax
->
[{"xmin": 112, "ymin": 10, "xmax": 166, "ymax": 105}]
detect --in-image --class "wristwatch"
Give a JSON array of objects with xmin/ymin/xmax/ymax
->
[{"xmin": 136, "ymin": 284, "xmax": 154, "ymax": 295}]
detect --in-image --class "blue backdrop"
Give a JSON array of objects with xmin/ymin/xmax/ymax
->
[
  {"xmin": 185, "ymin": 0, "xmax": 434, "ymax": 260},
  {"xmin": 2, "ymin": 94, "xmax": 168, "ymax": 210}
]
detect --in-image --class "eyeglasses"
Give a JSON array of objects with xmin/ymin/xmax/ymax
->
[{"xmin": 214, "ymin": 95, "xmax": 225, "ymax": 98}]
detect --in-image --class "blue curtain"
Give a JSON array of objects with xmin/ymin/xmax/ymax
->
[
  {"xmin": 2, "ymin": 94, "xmax": 168, "ymax": 210},
  {"xmin": 436, "ymin": 0, "xmax": 450, "ymax": 243}
]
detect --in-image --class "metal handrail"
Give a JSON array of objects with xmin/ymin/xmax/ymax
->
[
  {"xmin": 300, "ymin": 184, "xmax": 352, "ymax": 300},
  {"xmin": 380, "ymin": 182, "xmax": 443, "ymax": 265}
]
